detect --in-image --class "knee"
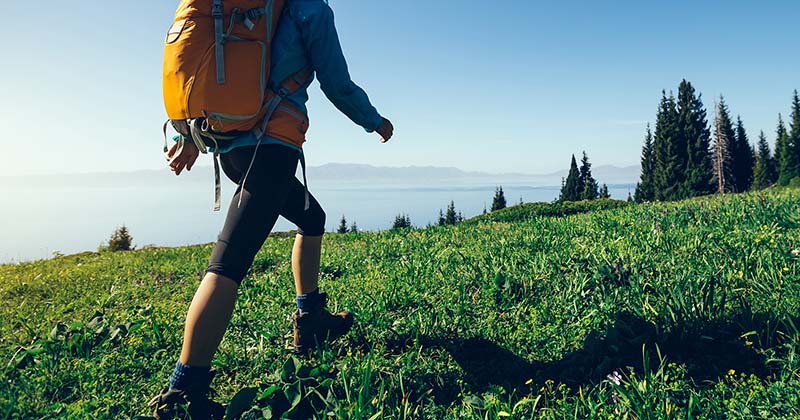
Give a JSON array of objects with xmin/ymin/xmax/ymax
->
[
  {"xmin": 310, "ymin": 206, "xmax": 326, "ymax": 235},
  {"xmin": 317, "ymin": 208, "xmax": 327, "ymax": 232},
  {"xmin": 298, "ymin": 205, "xmax": 326, "ymax": 236}
]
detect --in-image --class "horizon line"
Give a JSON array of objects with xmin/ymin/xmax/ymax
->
[{"xmin": 0, "ymin": 161, "xmax": 640, "ymax": 179}]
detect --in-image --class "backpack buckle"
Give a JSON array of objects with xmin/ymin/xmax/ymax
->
[{"xmin": 211, "ymin": 2, "xmax": 223, "ymax": 18}]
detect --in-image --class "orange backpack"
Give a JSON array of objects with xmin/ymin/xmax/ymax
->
[{"xmin": 162, "ymin": 0, "xmax": 311, "ymax": 210}]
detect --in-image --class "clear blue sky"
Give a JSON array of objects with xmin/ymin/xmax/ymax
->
[{"xmin": 1, "ymin": 0, "xmax": 798, "ymax": 176}]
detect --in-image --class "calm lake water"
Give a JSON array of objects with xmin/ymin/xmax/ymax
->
[{"xmin": 0, "ymin": 177, "xmax": 634, "ymax": 263}]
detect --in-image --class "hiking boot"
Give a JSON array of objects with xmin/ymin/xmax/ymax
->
[
  {"xmin": 292, "ymin": 293, "xmax": 354, "ymax": 355},
  {"xmin": 148, "ymin": 368, "xmax": 225, "ymax": 420}
]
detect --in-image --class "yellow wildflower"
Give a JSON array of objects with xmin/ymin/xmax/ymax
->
[
  {"xmin": 728, "ymin": 369, "xmax": 735, "ymax": 376},
  {"xmin": 784, "ymin": 267, "xmax": 790, "ymax": 272},
  {"xmin": 745, "ymin": 341, "xmax": 753, "ymax": 346},
  {"xmin": 525, "ymin": 378, "xmax": 533, "ymax": 385}
]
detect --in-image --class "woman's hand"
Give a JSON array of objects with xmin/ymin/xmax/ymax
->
[
  {"xmin": 166, "ymin": 139, "xmax": 199, "ymax": 176},
  {"xmin": 376, "ymin": 118, "xmax": 394, "ymax": 143}
]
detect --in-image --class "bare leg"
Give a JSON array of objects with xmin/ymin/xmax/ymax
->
[
  {"xmin": 178, "ymin": 273, "xmax": 239, "ymax": 366},
  {"xmin": 292, "ymin": 234, "xmax": 322, "ymax": 295}
]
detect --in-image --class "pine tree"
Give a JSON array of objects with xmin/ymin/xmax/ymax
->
[
  {"xmin": 491, "ymin": 186, "xmax": 507, "ymax": 211},
  {"xmin": 752, "ymin": 131, "xmax": 776, "ymax": 190},
  {"xmin": 107, "ymin": 225, "xmax": 133, "ymax": 252},
  {"xmin": 653, "ymin": 92, "xmax": 682, "ymax": 201},
  {"xmin": 732, "ymin": 116, "xmax": 754, "ymax": 192},
  {"xmin": 775, "ymin": 114, "xmax": 788, "ymax": 179},
  {"xmin": 560, "ymin": 154, "xmax": 582, "ymax": 201},
  {"xmin": 578, "ymin": 151, "xmax": 599, "ymax": 200},
  {"xmin": 445, "ymin": 201, "xmax": 458, "ymax": 225},
  {"xmin": 627, "ymin": 191, "xmax": 633, "ymax": 203},
  {"xmin": 599, "ymin": 184, "xmax": 610, "ymax": 199},
  {"xmin": 779, "ymin": 90, "xmax": 800, "ymax": 185},
  {"xmin": 392, "ymin": 214, "xmax": 412, "ymax": 229},
  {"xmin": 437, "ymin": 209, "xmax": 446, "ymax": 226},
  {"xmin": 679, "ymin": 80, "xmax": 713, "ymax": 197},
  {"xmin": 337, "ymin": 216, "xmax": 348, "ymax": 234},
  {"xmin": 712, "ymin": 97, "xmax": 737, "ymax": 194},
  {"xmin": 635, "ymin": 124, "xmax": 655, "ymax": 202},
  {"xmin": 349, "ymin": 221, "xmax": 358, "ymax": 233}
]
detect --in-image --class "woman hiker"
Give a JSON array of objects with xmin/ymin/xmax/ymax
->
[{"xmin": 150, "ymin": 1, "xmax": 394, "ymax": 418}]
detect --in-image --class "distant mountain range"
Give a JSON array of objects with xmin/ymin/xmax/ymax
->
[
  {"xmin": 2, "ymin": 163, "xmax": 640, "ymax": 188},
  {"xmin": 306, "ymin": 163, "xmax": 639, "ymax": 186}
]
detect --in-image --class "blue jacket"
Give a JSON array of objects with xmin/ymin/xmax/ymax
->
[{"xmin": 215, "ymin": 0, "xmax": 383, "ymax": 154}]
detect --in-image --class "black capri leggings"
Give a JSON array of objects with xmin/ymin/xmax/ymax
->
[{"xmin": 206, "ymin": 144, "xmax": 326, "ymax": 284}]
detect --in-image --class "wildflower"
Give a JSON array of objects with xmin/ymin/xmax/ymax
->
[
  {"xmin": 545, "ymin": 379, "xmax": 555, "ymax": 386},
  {"xmin": 755, "ymin": 239, "xmax": 761, "ymax": 244},
  {"xmin": 728, "ymin": 369, "xmax": 735, "ymax": 376},
  {"xmin": 783, "ymin": 267, "xmax": 790, "ymax": 272},
  {"xmin": 792, "ymin": 249, "xmax": 800, "ymax": 256},
  {"xmin": 498, "ymin": 411, "xmax": 511, "ymax": 417},
  {"xmin": 254, "ymin": 378, "xmax": 262, "ymax": 387},
  {"xmin": 745, "ymin": 341, "xmax": 753, "ymax": 346},
  {"xmin": 771, "ymin": 239, "xmax": 775, "ymax": 244},
  {"xmin": 525, "ymin": 378, "xmax": 533, "ymax": 385},
  {"xmin": 607, "ymin": 371, "xmax": 622, "ymax": 386}
]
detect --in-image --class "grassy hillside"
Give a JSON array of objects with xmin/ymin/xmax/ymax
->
[{"xmin": 1, "ymin": 188, "xmax": 799, "ymax": 419}]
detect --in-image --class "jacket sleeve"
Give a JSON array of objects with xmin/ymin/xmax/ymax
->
[{"xmin": 300, "ymin": 4, "xmax": 383, "ymax": 132}]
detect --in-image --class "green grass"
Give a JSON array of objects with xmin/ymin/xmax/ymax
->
[{"xmin": 2, "ymin": 188, "xmax": 799, "ymax": 419}]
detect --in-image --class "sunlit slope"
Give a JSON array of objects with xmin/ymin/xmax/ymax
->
[{"xmin": 1, "ymin": 188, "xmax": 799, "ymax": 419}]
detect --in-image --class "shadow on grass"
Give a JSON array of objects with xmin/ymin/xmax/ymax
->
[{"xmin": 399, "ymin": 311, "xmax": 796, "ymax": 405}]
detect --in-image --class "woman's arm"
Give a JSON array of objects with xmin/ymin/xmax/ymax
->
[{"xmin": 300, "ymin": 3, "xmax": 384, "ymax": 133}]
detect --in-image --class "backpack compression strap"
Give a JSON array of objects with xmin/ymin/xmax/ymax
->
[{"xmin": 212, "ymin": 0, "xmax": 225, "ymax": 84}]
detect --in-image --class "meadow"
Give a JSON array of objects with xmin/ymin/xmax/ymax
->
[{"xmin": 1, "ymin": 188, "xmax": 799, "ymax": 419}]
